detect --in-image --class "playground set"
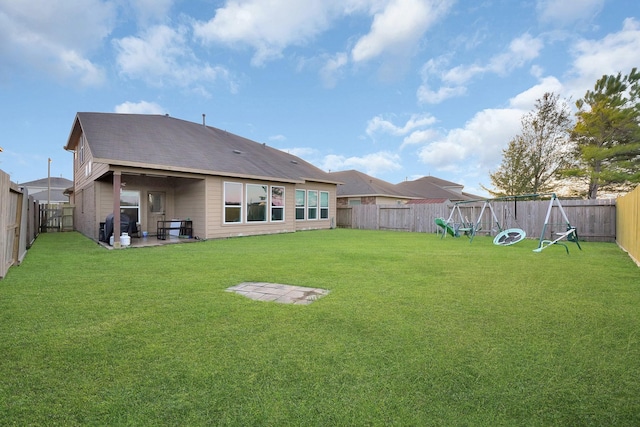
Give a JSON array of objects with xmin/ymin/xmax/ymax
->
[{"xmin": 434, "ymin": 193, "xmax": 582, "ymax": 253}]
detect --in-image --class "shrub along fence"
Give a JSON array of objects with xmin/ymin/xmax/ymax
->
[
  {"xmin": 337, "ymin": 198, "xmax": 617, "ymax": 243},
  {"xmin": 616, "ymin": 185, "xmax": 640, "ymax": 265}
]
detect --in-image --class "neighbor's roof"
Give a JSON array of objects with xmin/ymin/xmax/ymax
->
[
  {"xmin": 405, "ymin": 198, "xmax": 449, "ymax": 204},
  {"xmin": 329, "ymin": 170, "xmax": 417, "ymax": 198},
  {"xmin": 19, "ymin": 177, "xmax": 73, "ymax": 188},
  {"xmin": 411, "ymin": 175, "xmax": 463, "ymax": 189},
  {"xmin": 65, "ymin": 113, "xmax": 339, "ymax": 185},
  {"xmin": 395, "ymin": 177, "xmax": 475, "ymax": 201},
  {"xmin": 28, "ymin": 189, "xmax": 69, "ymax": 202}
]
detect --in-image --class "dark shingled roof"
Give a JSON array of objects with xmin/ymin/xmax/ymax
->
[
  {"xmin": 67, "ymin": 113, "xmax": 338, "ymax": 184},
  {"xmin": 28, "ymin": 189, "xmax": 69, "ymax": 203},
  {"xmin": 19, "ymin": 177, "xmax": 73, "ymax": 188},
  {"xmin": 395, "ymin": 177, "xmax": 476, "ymax": 201},
  {"xmin": 329, "ymin": 170, "xmax": 416, "ymax": 198}
]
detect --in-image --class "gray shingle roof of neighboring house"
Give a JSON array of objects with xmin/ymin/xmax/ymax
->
[
  {"xmin": 329, "ymin": 170, "xmax": 418, "ymax": 199},
  {"xmin": 28, "ymin": 189, "xmax": 69, "ymax": 203},
  {"xmin": 405, "ymin": 198, "xmax": 450, "ymax": 204},
  {"xmin": 19, "ymin": 177, "xmax": 73, "ymax": 202},
  {"xmin": 67, "ymin": 113, "xmax": 339, "ymax": 184},
  {"xmin": 412, "ymin": 176, "xmax": 463, "ymax": 189},
  {"xmin": 395, "ymin": 177, "xmax": 477, "ymax": 201},
  {"xmin": 19, "ymin": 177, "xmax": 73, "ymax": 189}
]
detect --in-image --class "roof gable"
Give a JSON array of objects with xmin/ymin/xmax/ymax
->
[{"xmin": 67, "ymin": 113, "xmax": 337, "ymax": 184}]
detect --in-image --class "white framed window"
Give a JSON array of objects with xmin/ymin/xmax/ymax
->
[
  {"xmin": 120, "ymin": 190, "xmax": 140, "ymax": 224},
  {"xmin": 295, "ymin": 189, "xmax": 306, "ymax": 220},
  {"xmin": 79, "ymin": 135, "xmax": 85, "ymax": 164},
  {"xmin": 246, "ymin": 184, "xmax": 268, "ymax": 222},
  {"xmin": 271, "ymin": 186, "xmax": 285, "ymax": 222},
  {"xmin": 307, "ymin": 190, "xmax": 318, "ymax": 220},
  {"xmin": 224, "ymin": 182, "xmax": 242, "ymax": 223},
  {"xmin": 320, "ymin": 191, "xmax": 329, "ymax": 219}
]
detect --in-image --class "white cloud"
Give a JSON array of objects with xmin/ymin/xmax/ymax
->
[
  {"xmin": 366, "ymin": 113, "xmax": 437, "ymax": 137},
  {"xmin": 193, "ymin": 0, "xmax": 344, "ymax": 66},
  {"xmin": 537, "ymin": 0, "xmax": 604, "ymax": 26},
  {"xmin": 320, "ymin": 52, "xmax": 349, "ymax": 88},
  {"xmin": 114, "ymin": 25, "xmax": 235, "ymax": 94},
  {"xmin": 417, "ymin": 108, "xmax": 523, "ymax": 174},
  {"xmin": 114, "ymin": 101, "xmax": 166, "ymax": 114},
  {"xmin": 417, "ymin": 84, "xmax": 466, "ymax": 104},
  {"xmin": 417, "ymin": 33, "xmax": 544, "ymax": 104},
  {"xmin": 401, "ymin": 128, "xmax": 440, "ymax": 148},
  {"xmin": 128, "ymin": 0, "xmax": 174, "ymax": 26},
  {"xmin": 446, "ymin": 33, "xmax": 544, "ymax": 84},
  {"xmin": 351, "ymin": 0, "xmax": 452, "ymax": 63},
  {"xmin": 0, "ymin": 0, "xmax": 115, "ymax": 85},
  {"xmin": 487, "ymin": 33, "xmax": 544, "ymax": 76},
  {"xmin": 566, "ymin": 18, "xmax": 640, "ymax": 100},
  {"xmin": 269, "ymin": 134, "xmax": 287, "ymax": 142},
  {"xmin": 508, "ymin": 75, "xmax": 564, "ymax": 110},
  {"xmin": 322, "ymin": 151, "xmax": 402, "ymax": 175},
  {"xmin": 193, "ymin": 0, "xmax": 452, "ymax": 68}
]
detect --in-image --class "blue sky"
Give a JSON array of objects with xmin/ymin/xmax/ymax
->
[{"xmin": 1, "ymin": 0, "xmax": 638, "ymax": 196}]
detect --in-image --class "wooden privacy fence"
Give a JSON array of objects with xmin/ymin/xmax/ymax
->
[
  {"xmin": 337, "ymin": 198, "xmax": 616, "ymax": 242},
  {"xmin": 0, "ymin": 169, "xmax": 69, "ymax": 279},
  {"xmin": 40, "ymin": 205, "xmax": 74, "ymax": 233},
  {"xmin": 1, "ymin": 170, "xmax": 29, "ymax": 278},
  {"xmin": 616, "ymin": 185, "xmax": 640, "ymax": 265}
]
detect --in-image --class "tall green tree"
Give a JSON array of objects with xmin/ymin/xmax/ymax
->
[
  {"xmin": 486, "ymin": 93, "xmax": 572, "ymax": 196},
  {"xmin": 565, "ymin": 68, "xmax": 640, "ymax": 199}
]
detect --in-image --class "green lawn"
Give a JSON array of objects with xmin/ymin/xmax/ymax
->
[{"xmin": 1, "ymin": 230, "xmax": 639, "ymax": 426}]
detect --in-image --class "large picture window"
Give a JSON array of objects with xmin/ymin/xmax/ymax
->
[
  {"xmin": 224, "ymin": 182, "xmax": 242, "ymax": 223},
  {"xmin": 307, "ymin": 190, "xmax": 318, "ymax": 220},
  {"xmin": 246, "ymin": 184, "xmax": 268, "ymax": 222},
  {"xmin": 120, "ymin": 190, "xmax": 140, "ymax": 224},
  {"xmin": 271, "ymin": 186, "xmax": 285, "ymax": 221},
  {"xmin": 320, "ymin": 191, "xmax": 329, "ymax": 219},
  {"xmin": 295, "ymin": 189, "xmax": 306, "ymax": 220}
]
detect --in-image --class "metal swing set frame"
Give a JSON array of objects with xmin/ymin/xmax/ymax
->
[
  {"xmin": 437, "ymin": 199, "xmax": 502, "ymax": 242},
  {"xmin": 435, "ymin": 193, "xmax": 582, "ymax": 253}
]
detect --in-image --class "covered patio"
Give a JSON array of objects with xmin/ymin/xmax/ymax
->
[{"xmin": 99, "ymin": 234, "xmax": 202, "ymax": 250}]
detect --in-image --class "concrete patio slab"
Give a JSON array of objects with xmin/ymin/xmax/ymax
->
[{"xmin": 226, "ymin": 282, "xmax": 330, "ymax": 305}]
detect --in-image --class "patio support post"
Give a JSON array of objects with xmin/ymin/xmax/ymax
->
[{"xmin": 112, "ymin": 171, "xmax": 121, "ymax": 248}]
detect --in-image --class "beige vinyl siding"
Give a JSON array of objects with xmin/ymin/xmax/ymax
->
[
  {"xmin": 205, "ymin": 176, "xmax": 222, "ymax": 238},
  {"xmin": 73, "ymin": 134, "xmax": 109, "ymax": 192},
  {"xmin": 294, "ymin": 182, "xmax": 336, "ymax": 231},
  {"xmin": 173, "ymin": 179, "xmax": 206, "ymax": 238},
  {"xmin": 205, "ymin": 177, "xmax": 297, "ymax": 239},
  {"xmin": 375, "ymin": 196, "xmax": 409, "ymax": 205},
  {"xmin": 96, "ymin": 180, "xmax": 114, "ymax": 231}
]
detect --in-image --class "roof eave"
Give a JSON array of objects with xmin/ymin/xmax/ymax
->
[
  {"xmin": 64, "ymin": 114, "xmax": 82, "ymax": 151},
  {"xmin": 95, "ymin": 158, "xmax": 307, "ymax": 184}
]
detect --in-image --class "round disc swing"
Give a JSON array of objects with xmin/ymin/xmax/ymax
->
[
  {"xmin": 493, "ymin": 197, "xmax": 526, "ymax": 246},
  {"xmin": 493, "ymin": 228, "xmax": 526, "ymax": 245}
]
